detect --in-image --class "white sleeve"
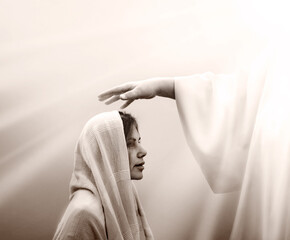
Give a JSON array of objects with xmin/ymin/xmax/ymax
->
[{"xmin": 175, "ymin": 70, "xmax": 264, "ymax": 193}]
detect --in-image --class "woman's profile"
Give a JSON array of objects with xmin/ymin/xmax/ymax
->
[{"xmin": 53, "ymin": 111, "xmax": 153, "ymax": 240}]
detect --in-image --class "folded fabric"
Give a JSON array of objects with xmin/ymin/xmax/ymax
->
[{"xmin": 54, "ymin": 111, "xmax": 153, "ymax": 240}]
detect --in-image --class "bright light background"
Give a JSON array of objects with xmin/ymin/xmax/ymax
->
[{"xmin": 0, "ymin": 0, "xmax": 287, "ymax": 239}]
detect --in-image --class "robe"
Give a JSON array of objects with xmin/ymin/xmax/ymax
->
[{"xmin": 175, "ymin": 43, "xmax": 290, "ymax": 239}]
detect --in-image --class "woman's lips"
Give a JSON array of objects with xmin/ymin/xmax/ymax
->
[{"xmin": 135, "ymin": 162, "xmax": 145, "ymax": 170}]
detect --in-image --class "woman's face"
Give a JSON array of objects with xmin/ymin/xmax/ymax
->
[{"xmin": 126, "ymin": 125, "xmax": 147, "ymax": 180}]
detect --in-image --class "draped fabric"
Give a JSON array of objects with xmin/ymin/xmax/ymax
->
[
  {"xmin": 175, "ymin": 44, "xmax": 290, "ymax": 239},
  {"xmin": 53, "ymin": 111, "xmax": 153, "ymax": 240}
]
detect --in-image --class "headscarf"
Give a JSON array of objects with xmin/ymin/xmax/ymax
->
[{"xmin": 68, "ymin": 111, "xmax": 153, "ymax": 239}]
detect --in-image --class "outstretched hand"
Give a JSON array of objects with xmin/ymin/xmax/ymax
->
[
  {"xmin": 98, "ymin": 79, "xmax": 160, "ymax": 109},
  {"xmin": 98, "ymin": 78, "xmax": 175, "ymax": 108}
]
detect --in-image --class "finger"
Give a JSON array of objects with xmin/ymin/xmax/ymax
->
[
  {"xmin": 98, "ymin": 82, "xmax": 134, "ymax": 101},
  {"xmin": 120, "ymin": 99, "xmax": 134, "ymax": 109},
  {"xmin": 120, "ymin": 89, "xmax": 138, "ymax": 100},
  {"xmin": 104, "ymin": 95, "xmax": 120, "ymax": 105},
  {"xmin": 98, "ymin": 91, "xmax": 115, "ymax": 101}
]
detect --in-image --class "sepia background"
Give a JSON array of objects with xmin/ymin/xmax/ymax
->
[{"xmin": 0, "ymin": 0, "xmax": 284, "ymax": 239}]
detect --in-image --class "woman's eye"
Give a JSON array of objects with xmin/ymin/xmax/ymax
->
[{"xmin": 127, "ymin": 142, "xmax": 134, "ymax": 147}]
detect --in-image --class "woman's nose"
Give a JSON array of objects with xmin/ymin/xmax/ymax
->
[{"xmin": 137, "ymin": 145, "xmax": 147, "ymax": 158}]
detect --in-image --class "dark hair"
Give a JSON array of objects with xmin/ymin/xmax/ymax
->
[{"xmin": 119, "ymin": 111, "xmax": 138, "ymax": 139}]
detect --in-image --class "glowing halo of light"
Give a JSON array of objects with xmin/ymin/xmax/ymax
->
[{"xmin": 235, "ymin": 0, "xmax": 290, "ymax": 38}]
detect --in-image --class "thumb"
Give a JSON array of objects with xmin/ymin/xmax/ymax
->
[{"xmin": 120, "ymin": 89, "xmax": 138, "ymax": 100}]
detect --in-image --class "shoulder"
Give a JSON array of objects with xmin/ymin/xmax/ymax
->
[
  {"xmin": 70, "ymin": 190, "xmax": 104, "ymax": 219},
  {"xmin": 55, "ymin": 190, "xmax": 106, "ymax": 239}
]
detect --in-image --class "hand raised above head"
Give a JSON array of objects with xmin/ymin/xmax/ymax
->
[{"xmin": 98, "ymin": 78, "xmax": 175, "ymax": 109}]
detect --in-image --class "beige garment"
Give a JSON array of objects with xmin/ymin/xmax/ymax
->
[
  {"xmin": 175, "ymin": 63, "xmax": 267, "ymax": 193},
  {"xmin": 175, "ymin": 44, "xmax": 290, "ymax": 239},
  {"xmin": 53, "ymin": 111, "xmax": 153, "ymax": 240}
]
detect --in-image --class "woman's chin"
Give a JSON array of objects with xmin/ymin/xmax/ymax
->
[{"xmin": 131, "ymin": 172, "xmax": 143, "ymax": 180}]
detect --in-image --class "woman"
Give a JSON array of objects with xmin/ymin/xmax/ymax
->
[{"xmin": 53, "ymin": 111, "xmax": 153, "ymax": 240}]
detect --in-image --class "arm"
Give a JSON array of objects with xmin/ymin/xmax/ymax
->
[{"xmin": 98, "ymin": 77, "xmax": 175, "ymax": 108}]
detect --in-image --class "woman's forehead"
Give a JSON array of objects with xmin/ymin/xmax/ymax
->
[{"xmin": 127, "ymin": 125, "xmax": 140, "ymax": 139}]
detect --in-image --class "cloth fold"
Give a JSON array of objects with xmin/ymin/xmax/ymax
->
[
  {"xmin": 175, "ymin": 51, "xmax": 269, "ymax": 193},
  {"xmin": 54, "ymin": 111, "xmax": 153, "ymax": 240},
  {"xmin": 175, "ymin": 44, "xmax": 290, "ymax": 239}
]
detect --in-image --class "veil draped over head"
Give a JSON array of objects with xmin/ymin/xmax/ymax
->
[{"xmin": 54, "ymin": 111, "xmax": 153, "ymax": 240}]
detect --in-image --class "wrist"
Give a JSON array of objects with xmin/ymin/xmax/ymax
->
[{"xmin": 156, "ymin": 78, "xmax": 175, "ymax": 99}]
